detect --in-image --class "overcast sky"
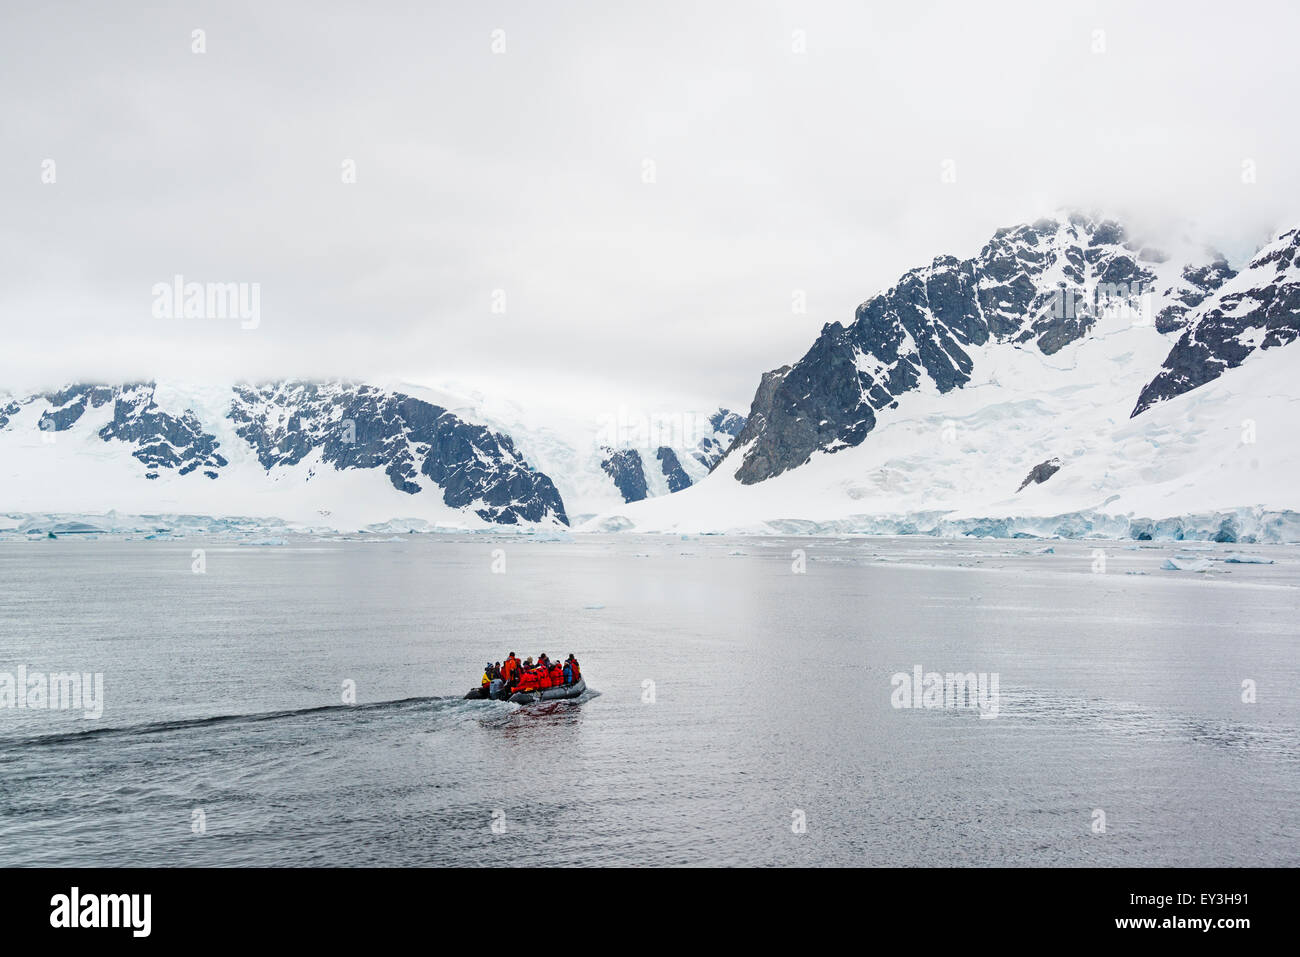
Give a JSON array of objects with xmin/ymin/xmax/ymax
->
[{"xmin": 2, "ymin": 0, "xmax": 1297, "ymax": 415}]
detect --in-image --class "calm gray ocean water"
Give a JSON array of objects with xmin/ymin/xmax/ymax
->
[{"xmin": 0, "ymin": 535, "xmax": 1297, "ymax": 866}]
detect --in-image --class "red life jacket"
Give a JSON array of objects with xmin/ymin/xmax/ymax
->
[
  {"xmin": 550, "ymin": 664, "xmax": 563, "ymax": 685},
  {"xmin": 569, "ymin": 659, "xmax": 581, "ymax": 681},
  {"xmin": 517, "ymin": 670, "xmax": 536, "ymax": 692},
  {"xmin": 537, "ymin": 667, "xmax": 552, "ymax": 689},
  {"xmin": 502, "ymin": 657, "xmax": 517, "ymax": 681}
]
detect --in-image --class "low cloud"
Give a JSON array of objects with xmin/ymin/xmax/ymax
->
[{"xmin": 1, "ymin": 0, "xmax": 1296, "ymax": 412}]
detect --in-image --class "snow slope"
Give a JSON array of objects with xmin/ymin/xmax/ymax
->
[{"xmin": 581, "ymin": 274, "xmax": 1300, "ymax": 540}]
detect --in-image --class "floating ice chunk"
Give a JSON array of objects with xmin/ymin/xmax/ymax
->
[
  {"xmin": 1161, "ymin": 557, "xmax": 1213, "ymax": 571},
  {"xmin": 1222, "ymin": 553, "xmax": 1274, "ymax": 564},
  {"xmin": 589, "ymin": 516, "xmax": 634, "ymax": 532}
]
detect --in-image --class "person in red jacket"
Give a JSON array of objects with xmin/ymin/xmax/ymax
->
[
  {"xmin": 549, "ymin": 662, "xmax": 564, "ymax": 686},
  {"xmin": 515, "ymin": 667, "xmax": 537, "ymax": 692},
  {"xmin": 566, "ymin": 655, "xmax": 581, "ymax": 683},
  {"xmin": 537, "ymin": 665, "xmax": 553, "ymax": 690}
]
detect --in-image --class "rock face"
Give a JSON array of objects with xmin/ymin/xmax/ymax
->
[
  {"xmin": 1133, "ymin": 227, "xmax": 1300, "ymax": 416},
  {"xmin": 39, "ymin": 383, "xmax": 228, "ymax": 480},
  {"xmin": 38, "ymin": 385, "xmax": 115, "ymax": 431},
  {"xmin": 1017, "ymin": 457, "xmax": 1062, "ymax": 493},
  {"xmin": 1154, "ymin": 258, "xmax": 1237, "ymax": 334},
  {"xmin": 228, "ymin": 381, "xmax": 568, "ymax": 525},
  {"xmin": 1, "ymin": 380, "xmax": 569, "ymax": 526},
  {"xmin": 656, "ymin": 447, "xmax": 692, "ymax": 493},
  {"xmin": 727, "ymin": 214, "xmax": 1240, "ymax": 485},
  {"xmin": 599, "ymin": 448, "xmax": 649, "ymax": 503}
]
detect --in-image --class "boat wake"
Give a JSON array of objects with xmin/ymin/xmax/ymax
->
[{"xmin": 0, "ymin": 694, "xmax": 481, "ymax": 751}]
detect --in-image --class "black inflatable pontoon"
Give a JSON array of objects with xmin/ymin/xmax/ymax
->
[{"xmin": 464, "ymin": 677, "xmax": 586, "ymax": 704}]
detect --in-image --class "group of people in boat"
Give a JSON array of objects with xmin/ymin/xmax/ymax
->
[{"xmin": 480, "ymin": 652, "xmax": 581, "ymax": 696}]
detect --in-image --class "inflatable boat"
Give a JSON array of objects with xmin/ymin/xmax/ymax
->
[{"xmin": 464, "ymin": 677, "xmax": 587, "ymax": 704}]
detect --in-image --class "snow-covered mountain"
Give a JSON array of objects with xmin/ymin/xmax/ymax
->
[
  {"xmin": 1133, "ymin": 226, "xmax": 1300, "ymax": 415},
  {"xmin": 585, "ymin": 215, "xmax": 1300, "ymax": 541},
  {"xmin": 0, "ymin": 377, "xmax": 747, "ymax": 532},
  {"xmin": 8, "ymin": 215, "xmax": 1296, "ymax": 541},
  {"xmin": 725, "ymin": 214, "xmax": 1234, "ymax": 485},
  {"xmin": 0, "ymin": 381, "xmax": 568, "ymax": 530},
  {"xmin": 410, "ymin": 387, "xmax": 747, "ymax": 521}
]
